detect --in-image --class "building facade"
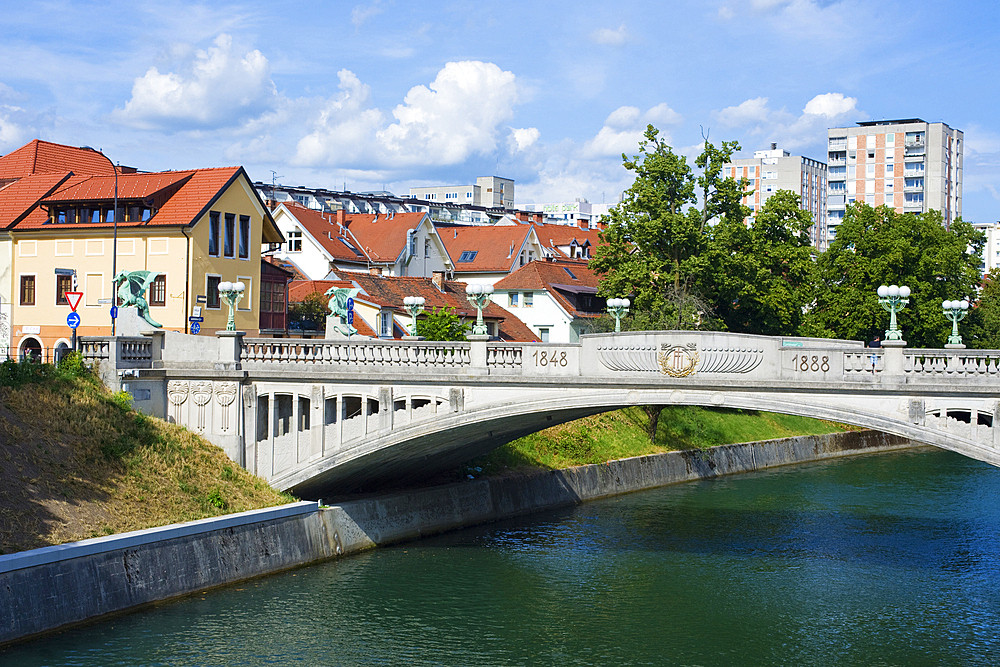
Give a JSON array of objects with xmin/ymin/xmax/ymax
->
[
  {"xmin": 408, "ymin": 176, "xmax": 514, "ymax": 209},
  {"xmin": 724, "ymin": 145, "xmax": 828, "ymax": 248},
  {"xmin": 826, "ymin": 119, "xmax": 963, "ymax": 244}
]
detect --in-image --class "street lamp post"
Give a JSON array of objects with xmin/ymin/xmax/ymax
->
[
  {"xmin": 403, "ymin": 296, "xmax": 425, "ymax": 337},
  {"xmin": 607, "ymin": 298, "xmax": 631, "ymax": 332},
  {"xmin": 465, "ymin": 284, "xmax": 493, "ymax": 336},
  {"xmin": 877, "ymin": 284, "xmax": 911, "ymax": 343},
  {"xmin": 81, "ymin": 147, "xmax": 118, "ymax": 336},
  {"xmin": 218, "ymin": 281, "xmax": 246, "ymax": 331},
  {"xmin": 942, "ymin": 298, "xmax": 970, "ymax": 348}
]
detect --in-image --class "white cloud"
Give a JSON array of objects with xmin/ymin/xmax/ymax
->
[
  {"xmin": 590, "ymin": 24, "xmax": 628, "ymax": 46},
  {"xmin": 0, "ymin": 106, "xmax": 32, "ymax": 151},
  {"xmin": 509, "ymin": 127, "xmax": 540, "ymax": 152},
  {"xmin": 716, "ymin": 97, "xmax": 771, "ymax": 126},
  {"xmin": 645, "ymin": 103, "xmax": 683, "ymax": 126},
  {"xmin": 351, "ymin": 1, "xmax": 384, "ymax": 27},
  {"xmin": 718, "ymin": 6, "xmax": 736, "ymax": 20},
  {"xmin": 294, "ymin": 61, "xmax": 520, "ymax": 169},
  {"xmin": 605, "ymin": 106, "xmax": 641, "ymax": 128},
  {"xmin": 113, "ymin": 34, "xmax": 277, "ymax": 130},
  {"xmin": 712, "ymin": 93, "xmax": 860, "ymax": 151},
  {"xmin": 803, "ymin": 92, "xmax": 857, "ymax": 117}
]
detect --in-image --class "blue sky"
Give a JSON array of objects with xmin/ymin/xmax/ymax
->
[{"xmin": 1, "ymin": 0, "xmax": 998, "ymax": 220}]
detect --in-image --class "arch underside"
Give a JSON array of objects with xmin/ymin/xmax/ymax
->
[{"xmin": 280, "ymin": 387, "xmax": 1000, "ymax": 498}]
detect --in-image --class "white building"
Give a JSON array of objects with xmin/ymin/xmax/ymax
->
[
  {"xmin": 826, "ymin": 119, "xmax": 963, "ymax": 244},
  {"xmin": 972, "ymin": 222, "xmax": 1000, "ymax": 277},
  {"xmin": 409, "ymin": 176, "xmax": 514, "ymax": 209},
  {"xmin": 523, "ymin": 199, "xmax": 613, "ymax": 229},
  {"xmin": 724, "ymin": 144, "xmax": 828, "ymax": 248}
]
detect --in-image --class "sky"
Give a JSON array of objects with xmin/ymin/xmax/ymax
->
[{"xmin": 1, "ymin": 0, "xmax": 998, "ymax": 220}]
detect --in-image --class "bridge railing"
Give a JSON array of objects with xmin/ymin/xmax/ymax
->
[
  {"xmin": 241, "ymin": 338, "xmax": 472, "ymax": 369},
  {"xmin": 79, "ymin": 336, "xmax": 155, "ymax": 368},
  {"xmin": 904, "ymin": 349, "xmax": 1000, "ymax": 377}
]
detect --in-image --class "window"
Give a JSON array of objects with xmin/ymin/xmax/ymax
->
[
  {"xmin": 287, "ymin": 228, "xmax": 303, "ymax": 252},
  {"xmin": 539, "ymin": 328, "xmax": 549, "ymax": 343},
  {"xmin": 866, "ymin": 164, "xmax": 876, "ymax": 176},
  {"xmin": 207, "ymin": 275, "xmax": 221, "ymax": 309},
  {"xmin": 208, "ymin": 212, "xmax": 220, "ymax": 256},
  {"xmin": 239, "ymin": 215, "xmax": 250, "ymax": 259},
  {"xmin": 886, "ymin": 133, "xmax": 895, "ymax": 146},
  {"xmin": 885, "ymin": 180, "xmax": 894, "ymax": 191},
  {"xmin": 509, "ymin": 293, "xmax": 519, "ymax": 307},
  {"xmin": 458, "ymin": 251, "xmax": 478, "ymax": 263},
  {"xmin": 886, "ymin": 163, "xmax": 894, "ymax": 174},
  {"xmin": 56, "ymin": 274, "xmax": 73, "ymax": 305},
  {"xmin": 523, "ymin": 292, "xmax": 533, "ymax": 308},
  {"xmin": 563, "ymin": 267, "xmax": 578, "ymax": 280},
  {"xmin": 379, "ymin": 311, "xmax": 392, "ymax": 337},
  {"xmin": 224, "ymin": 213, "xmax": 235, "ymax": 257},
  {"xmin": 20, "ymin": 275, "xmax": 35, "ymax": 306},
  {"xmin": 149, "ymin": 275, "xmax": 166, "ymax": 307},
  {"xmin": 466, "ymin": 191, "xmax": 473, "ymax": 198},
  {"xmin": 424, "ymin": 239, "xmax": 430, "ymax": 258},
  {"xmin": 868, "ymin": 151, "xmax": 875, "ymax": 160}
]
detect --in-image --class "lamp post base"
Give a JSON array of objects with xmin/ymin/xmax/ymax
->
[
  {"xmin": 945, "ymin": 343, "xmax": 966, "ymax": 349},
  {"xmin": 881, "ymin": 339, "xmax": 906, "ymax": 347}
]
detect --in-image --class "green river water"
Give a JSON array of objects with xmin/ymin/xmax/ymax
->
[{"xmin": 4, "ymin": 447, "xmax": 1000, "ymax": 666}]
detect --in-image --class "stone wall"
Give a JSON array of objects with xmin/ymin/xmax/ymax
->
[{"xmin": 1, "ymin": 430, "xmax": 914, "ymax": 647}]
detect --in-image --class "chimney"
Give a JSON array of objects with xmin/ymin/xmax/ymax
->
[
  {"xmin": 771, "ymin": 142, "xmax": 777, "ymax": 150},
  {"xmin": 337, "ymin": 209, "xmax": 346, "ymax": 225},
  {"xmin": 431, "ymin": 270, "xmax": 445, "ymax": 291}
]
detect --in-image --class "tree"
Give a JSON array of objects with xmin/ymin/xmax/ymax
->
[
  {"xmin": 418, "ymin": 306, "xmax": 469, "ymax": 341},
  {"xmin": 288, "ymin": 291, "xmax": 328, "ymax": 331},
  {"xmin": 705, "ymin": 190, "xmax": 816, "ymax": 335},
  {"xmin": 591, "ymin": 125, "xmax": 745, "ymax": 330},
  {"xmin": 801, "ymin": 204, "xmax": 984, "ymax": 347},
  {"xmin": 965, "ymin": 269, "xmax": 1000, "ymax": 349}
]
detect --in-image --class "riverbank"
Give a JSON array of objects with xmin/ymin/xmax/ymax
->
[{"xmin": 1, "ymin": 429, "xmax": 915, "ymax": 647}]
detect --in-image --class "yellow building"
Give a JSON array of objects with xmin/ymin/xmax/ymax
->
[{"xmin": 0, "ymin": 141, "xmax": 283, "ymax": 358}]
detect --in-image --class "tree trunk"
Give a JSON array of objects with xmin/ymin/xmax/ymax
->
[{"xmin": 644, "ymin": 405, "xmax": 663, "ymax": 445}]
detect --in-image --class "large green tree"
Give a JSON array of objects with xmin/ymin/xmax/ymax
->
[
  {"xmin": 801, "ymin": 203, "xmax": 984, "ymax": 347},
  {"xmin": 965, "ymin": 269, "xmax": 1000, "ymax": 349},
  {"xmin": 591, "ymin": 125, "xmax": 745, "ymax": 329},
  {"xmin": 706, "ymin": 190, "xmax": 816, "ymax": 335}
]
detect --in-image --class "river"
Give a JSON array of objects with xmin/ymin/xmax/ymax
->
[{"xmin": 4, "ymin": 447, "xmax": 1000, "ymax": 666}]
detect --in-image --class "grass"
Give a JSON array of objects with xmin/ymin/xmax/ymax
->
[
  {"xmin": 464, "ymin": 406, "xmax": 856, "ymax": 476},
  {"xmin": 0, "ymin": 354, "xmax": 295, "ymax": 554}
]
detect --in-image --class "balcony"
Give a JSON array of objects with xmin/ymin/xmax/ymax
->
[
  {"xmin": 904, "ymin": 183, "xmax": 924, "ymax": 193},
  {"xmin": 829, "ymin": 139, "xmax": 848, "ymax": 150},
  {"xmin": 828, "ymin": 158, "xmax": 847, "ymax": 167}
]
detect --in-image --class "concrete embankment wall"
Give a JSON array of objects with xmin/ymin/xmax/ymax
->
[{"xmin": 1, "ymin": 430, "xmax": 913, "ymax": 646}]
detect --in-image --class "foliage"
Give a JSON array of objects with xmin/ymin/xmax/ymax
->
[
  {"xmin": 705, "ymin": 190, "xmax": 817, "ymax": 335},
  {"xmin": 418, "ymin": 306, "xmax": 469, "ymax": 341},
  {"xmin": 591, "ymin": 125, "xmax": 749, "ymax": 330},
  {"xmin": 966, "ymin": 269, "xmax": 1000, "ymax": 349},
  {"xmin": 288, "ymin": 291, "xmax": 328, "ymax": 330},
  {"xmin": 801, "ymin": 204, "xmax": 984, "ymax": 347}
]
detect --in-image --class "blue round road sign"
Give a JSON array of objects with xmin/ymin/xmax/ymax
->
[
  {"xmin": 346, "ymin": 297, "xmax": 355, "ymax": 312},
  {"xmin": 347, "ymin": 310, "xmax": 354, "ymax": 325},
  {"xmin": 191, "ymin": 322, "xmax": 201, "ymax": 335},
  {"xmin": 66, "ymin": 312, "xmax": 81, "ymax": 329}
]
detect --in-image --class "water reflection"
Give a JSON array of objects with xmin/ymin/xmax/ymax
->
[{"xmin": 5, "ymin": 448, "xmax": 1000, "ymax": 666}]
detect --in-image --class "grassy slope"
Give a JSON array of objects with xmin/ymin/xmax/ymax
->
[
  {"xmin": 465, "ymin": 406, "xmax": 855, "ymax": 476},
  {"xmin": 0, "ymin": 363, "xmax": 293, "ymax": 555}
]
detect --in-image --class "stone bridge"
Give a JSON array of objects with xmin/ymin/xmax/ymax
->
[{"xmin": 82, "ymin": 331, "xmax": 1000, "ymax": 497}]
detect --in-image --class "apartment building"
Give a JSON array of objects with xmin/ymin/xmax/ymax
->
[
  {"xmin": 826, "ymin": 119, "xmax": 963, "ymax": 243},
  {"xmin": 724, "ymin": 144, "xmax": 828, "ymax": 248},
  {"xmin": 522, "ymin": 199, "xmax": 613, "ymax": 229},
  {"xmin": 409, "ymin": 176, "xmax": 514, "ymax": 209}
]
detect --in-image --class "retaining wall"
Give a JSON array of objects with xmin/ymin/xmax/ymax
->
[{"xmin": 1, "ymin": 430, "xmax": 914, "ymax": 646}]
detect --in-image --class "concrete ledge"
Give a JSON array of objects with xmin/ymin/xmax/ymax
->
[{"xmin": 1, "ymin": 430, "xmax": 914, "ymax": 647}]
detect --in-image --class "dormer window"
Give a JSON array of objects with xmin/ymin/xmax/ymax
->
[{"xmin": 458, "ymin": 251, "xmax": 478, "ymax": 263}]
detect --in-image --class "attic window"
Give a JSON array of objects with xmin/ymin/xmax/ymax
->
[
  {"xmin": 458, "ymin": 251, "xmax": 478, "ymax": 263},
  {"xmin": 338, "ymin": 238, "xmax": 365, "ymax": 257},
  {"xmin": 562, "ymin": 267, "xmax": 578, "ymax": 280}
]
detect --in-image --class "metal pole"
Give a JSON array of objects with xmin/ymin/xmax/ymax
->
[{"xmin": 82, "ymin": 147, "xmax": 118, "ymax": 336}]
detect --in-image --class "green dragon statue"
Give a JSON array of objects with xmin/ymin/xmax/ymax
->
[
  {"xmin": 325, "ymin": 286, "xmax": 360, "ymax": 336},
  {"xmin": 113, "ymin": 270, "xmax": 162, "ymax": 328}
]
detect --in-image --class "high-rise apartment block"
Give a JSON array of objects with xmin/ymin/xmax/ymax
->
[
  {"xmin": 826, "ymin": 119, "xmax": 963, "ymax": 244},
  {"xmin": 724, "ymin": 145, "xmax": 828, "ymax": 247}
]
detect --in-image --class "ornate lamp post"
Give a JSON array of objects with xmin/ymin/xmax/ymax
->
[
  {"xmin": 218, "ymin": 281, "xmax": 245, "ymax": 331},
  {"xmin": 465, "ymin": 283, "xmax": 493, "ymax": 336},
  {"xmin": 403, "ymin": 296, "xmax": 425, "ymax": 336},
  {"xmin": 607, "ymin": 298, "xmax": 631, "ymax": 332},
  {"xmin": 877, "ymin": 284, "xmax": 911, "ymax": 342},
  {"xmin": 942, "ymin": 298, "xmax": 970, "ymax": 348}
]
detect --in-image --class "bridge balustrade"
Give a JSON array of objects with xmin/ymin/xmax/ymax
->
[
  {"xmin": 905, "ymin": 350, "xmax": 1000, "ymax": 377},
  {"xmin": 240, "ymin": 338, "xmax": 472, "ymax": 369}
]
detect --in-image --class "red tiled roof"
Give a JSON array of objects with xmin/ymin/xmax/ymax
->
[
  {"xmin": 288, "ymin": 280, "xmax": 353, "ymax": 303},
  {"xmin": 331, "ymin": 271, "xmax": 538, "ymax": 342},
  {"xmin": 344, "ymin": 211, "xmax": 428, "ymax": 262},
  {"xmin": 494, "ymin": 258, "xmax": 602, "ymax": 319},
  {"xmin": 0, "ymin": 172, "xmax": 72, "ymax": 228},
  {"xmin": 43, "ymin": 171, "xmax": 192, "ymax": 203},
  {"xmin": 535, "ymin": 223, "xmax": 604, "ymax": 257},
  {"xmin": 437, "ymin": 224, "xmax": 535, "ymax": 273},
  {"xmin": 280, "ymin": 204, "xmax": 371, "ymax": 263},
  {"xmin": 0, "ymin": 140, "xmax": 121, "ymax": 178},
  {"xmin": 264, "ymin": 255, "xmax": 307, "ymax": 281}
]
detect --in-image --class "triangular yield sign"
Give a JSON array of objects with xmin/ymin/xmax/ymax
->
[{"xmin": 65, "ymin": 291, "xmax": 84, "ymax": 312}]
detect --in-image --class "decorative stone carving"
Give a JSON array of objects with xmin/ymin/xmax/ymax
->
[
  {"xmin": 191, "ymin": 381, "xmax": 213, "ymax": 432},
  {"xmin": 697, "ymin": 346, "xmax": 764, "ymax": 374},
  {"xmin": 658, "ymin": 343, "xmax": 699, "ymax": 377},
  {"xmin": 167, "ymin": 380, "xmax": 189, "ymax": 424},
  {"xmin": 215, "ymin": 382, "xmax": 238, "ymax": 432}
]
